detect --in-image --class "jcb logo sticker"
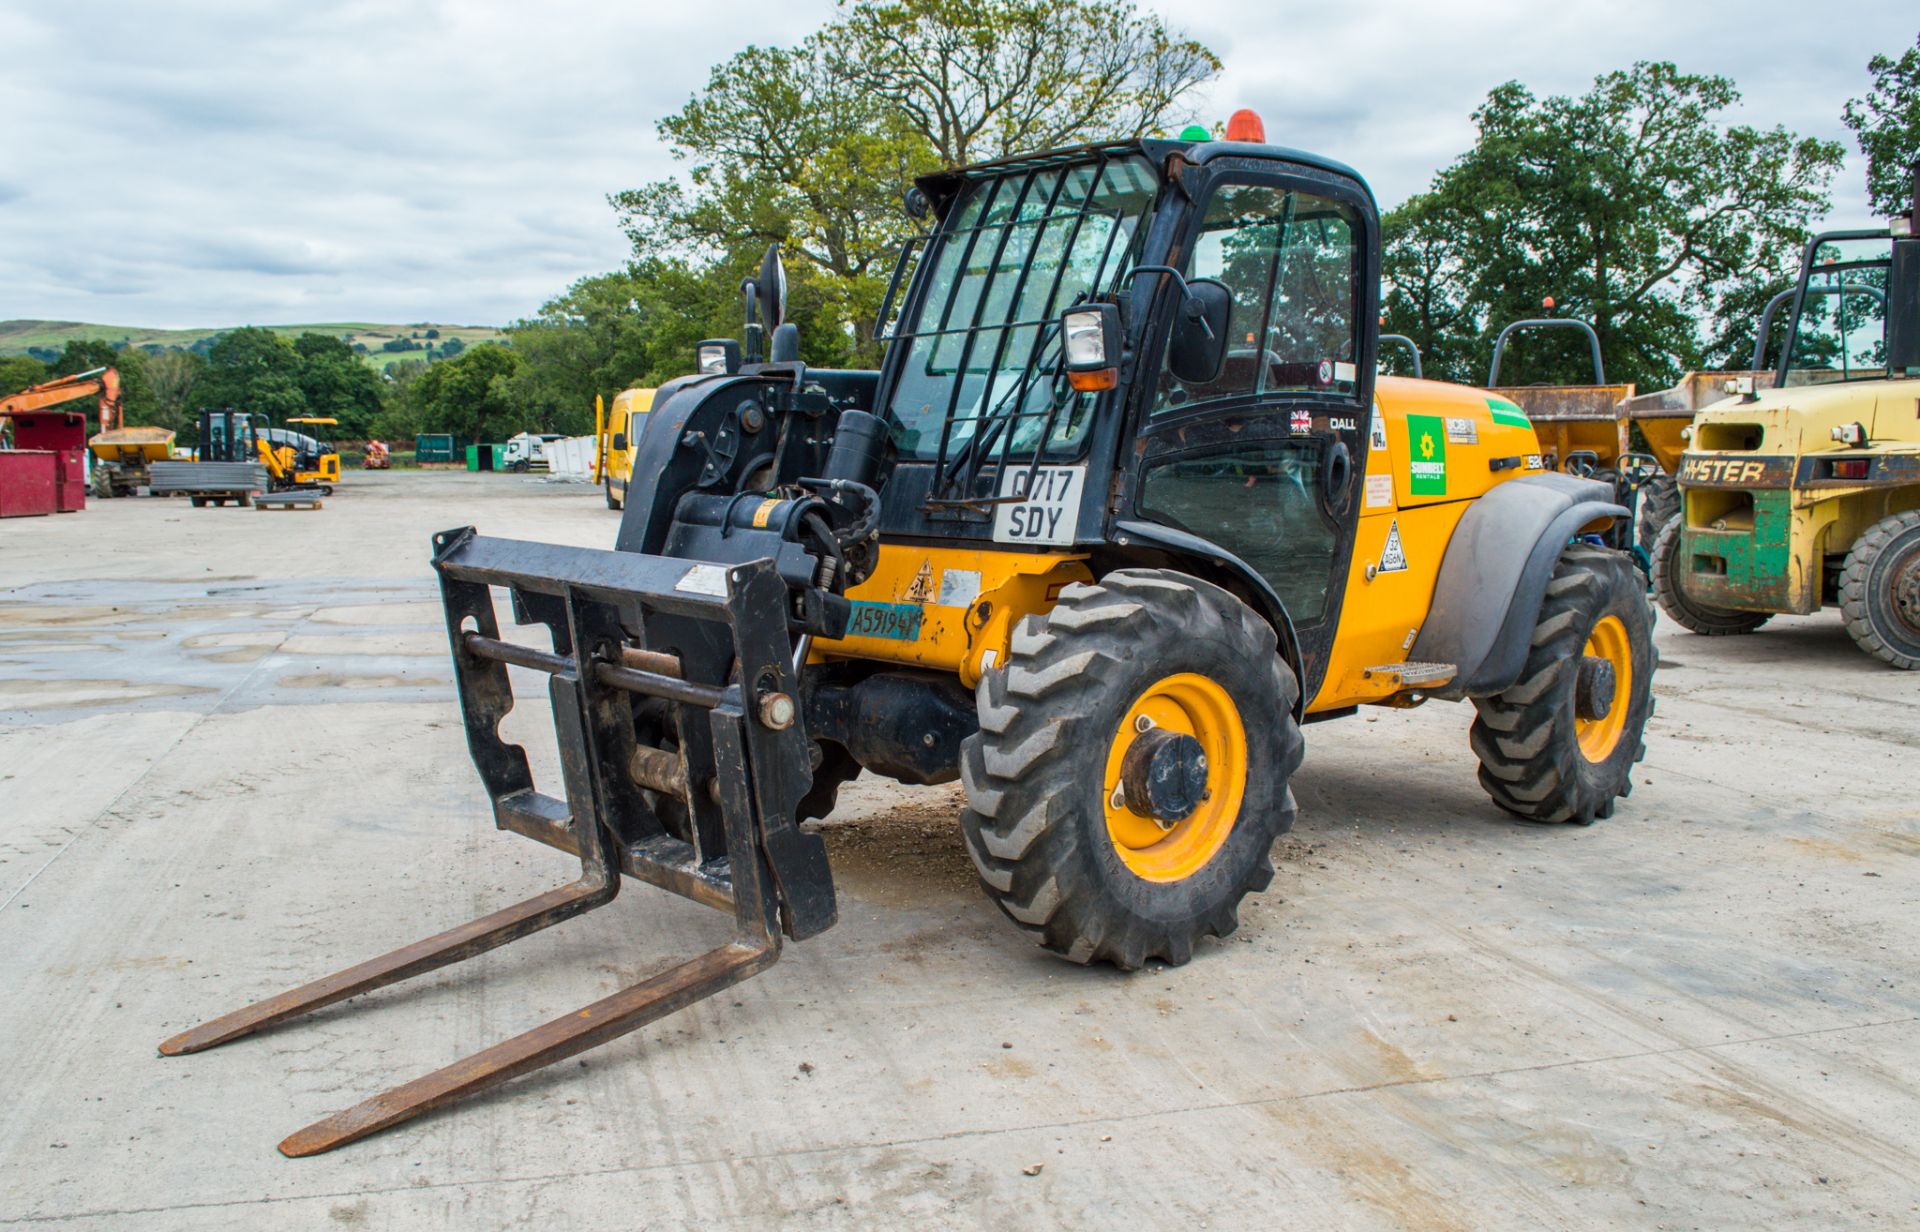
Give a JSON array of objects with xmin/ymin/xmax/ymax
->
[{"xmin": 1678, "ymin": 454, "xmax": 1789, "ymax": 488}]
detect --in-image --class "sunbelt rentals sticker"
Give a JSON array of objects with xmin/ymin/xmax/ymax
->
[{"xmin": 1405, "ymin": 413, "xmax": 1447, "ymax": 496}]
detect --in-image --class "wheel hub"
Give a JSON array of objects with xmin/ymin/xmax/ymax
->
[
  {"xmin": 1119, "ymin": 727, "xmax": 1209, "ymax": 827},
  {"xmin": 1892, "ymin": 549, "xmax": 1920, "ymax": 636},
  {"xmin": 1575, "ymin": 655, "xmax": 1617, "ymax": 721}
]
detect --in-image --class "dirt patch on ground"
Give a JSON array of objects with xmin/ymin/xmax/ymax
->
[
  {"xmin": 276, "ymin": 672, "xmax": 447, "ymax": 690},
  {"xmin": 815, "ymin": 785, "xmax": 977, "ymax": 908}
]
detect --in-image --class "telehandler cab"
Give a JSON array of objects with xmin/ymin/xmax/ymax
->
[{"xmin": 164, "ymin": 130, "xmax": 1656, "ymax": 1154}]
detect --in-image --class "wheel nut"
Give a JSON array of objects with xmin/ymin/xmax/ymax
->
[{"xmin": 758, "ymin": 692, "xmax": 796, "ymax": 730}]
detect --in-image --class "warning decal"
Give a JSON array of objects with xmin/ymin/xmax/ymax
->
[
  {"xmin": 902, "ymin": 559, "xmax": 935, "ymax": 603},
  {"xmin": 1379, "ymin": 520, "xmax": 1409, "ymax": 573}
]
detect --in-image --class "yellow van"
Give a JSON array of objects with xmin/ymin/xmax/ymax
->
[{"xmin": 597, "ymin": 386, "xmax": 655, "ymax": 509}]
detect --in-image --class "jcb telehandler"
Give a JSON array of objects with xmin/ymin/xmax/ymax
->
[
  {"xmin": 1654, "ymin": 163, "xmax": 1920, "ymax": 667},
  {"xmin": 163, "ymin": 130, "xmax": 1656, "ymax": 1154}
]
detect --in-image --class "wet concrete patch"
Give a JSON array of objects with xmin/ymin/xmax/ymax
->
[{"xmin": 3, "ymin": 678, "xmax": 215, "ymax": 708}]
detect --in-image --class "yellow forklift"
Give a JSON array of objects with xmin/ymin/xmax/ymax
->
[{"xmin": 1654, "ymin": 163, "xmax": 1920, "ymax": 667}]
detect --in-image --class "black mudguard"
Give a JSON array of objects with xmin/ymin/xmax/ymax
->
[{"xmin": 1411, "ymin": 473, "xmax": 1626, "ymax": 700}]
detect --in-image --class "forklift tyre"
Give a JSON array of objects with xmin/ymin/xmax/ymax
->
[
  {"xmin": 1651, "ymin": 516, "xmax": 1768, "ymax": 635},
  {"xmin": 1838, "ymin": 509, "xmax": 1920, "ymax": 670},
  {"xmin": 1471, "ymin": 544, "xmax": 1654, "ymax": 824},
  {"xmin": 960, "ymin": 570, "xmax": 1302, "ymax": 970},
  {"xmin": 1636, "ymin": 476, "xmax": 1679, "ymax": 556}
]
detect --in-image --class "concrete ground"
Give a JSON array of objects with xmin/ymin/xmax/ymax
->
[{"xmin": 1, "ymin": 470, "xmax": 1916, "ymax": 1230}]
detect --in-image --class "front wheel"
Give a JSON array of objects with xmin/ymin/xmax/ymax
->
[
  {"xmin": 1838, "ymin": 510, "xmax": 1920, "ymax": 669},
  {"xmin": 960, "ymin": 570, "xmax": 1302, "ymax": 969},
  {"xmin": 1472, "ymin": 544, "xmax": 1656, "ymax": 824}
]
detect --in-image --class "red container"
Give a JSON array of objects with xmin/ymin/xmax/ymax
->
[
  {"xmin": 12, "ymin": 413, "xmax": 89, "ymax": 514},
  {"xmin": 0, "ymin": 450, "xmax": 58, "ymax": 517}
]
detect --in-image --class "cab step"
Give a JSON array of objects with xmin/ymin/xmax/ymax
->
[{"xmin": 1363, "ymin": 661, "xmax": 1457, "ymax": 688}]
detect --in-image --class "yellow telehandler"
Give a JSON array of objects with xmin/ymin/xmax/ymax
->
[{"xmin": 163, "ymin": 127, "xmax": 1658, "ymax": 1154}]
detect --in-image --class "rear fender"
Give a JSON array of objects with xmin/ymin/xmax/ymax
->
[{"xmin": 1411, "ymin": 473, "xmax": 1625, "ymax": 699}]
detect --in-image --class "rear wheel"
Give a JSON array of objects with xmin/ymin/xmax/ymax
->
[
  {"xmin": 1838, "ymin": 510, "xmax": 1920, "ymax": 669},
  {"xmin": 1472, "ymin": 544, "xmax": 1655, "ymax": 824},
  {"xmin": 1651, "ymin": 515, "xmax": 1769, "ymax": 635},
  {"xmin": 959, "ymin": 570, "xmax": 1302, "ymax": 969},
  {"xmin": 604, "ymin": 479, "xmax": 623, "ymax": 510}
]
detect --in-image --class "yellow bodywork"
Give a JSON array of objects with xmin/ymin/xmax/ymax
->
[
  {"xmin": 88, "ymin": 426, "xmax": 175, "ymax": 465},
  {"xmin": 819, "ymin": 376, "xmax": 1554, "ymax": 711},
  {"xmin": 1309, "ymin": 377, "xmax": 1545, "ymax": 712},
  {"xmin": 1677, "ymin": 381, "xmax": 1920, "ymax": 613},
  {"xmin": 598, "ymin": 387, "xmax": 657, "ymax": 498},
  {"xmin": 815, "ymin": 547, "xmax": 1093, "ymax": 688}
]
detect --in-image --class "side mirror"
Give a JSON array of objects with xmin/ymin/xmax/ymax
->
[
  {"xmin": 756, "ymin": 243, "xmax": 787, "ymax": 331},
  {"xmin": 611, "ymin": 432, "xmax": 628, "ymax": 453},
  {"xmin": 1168, "ymin": 279, "xmax": 1232, "ymax": 385}
]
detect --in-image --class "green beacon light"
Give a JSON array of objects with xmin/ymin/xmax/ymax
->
[{"xmin": 1178, "ymin": 124, "xmax": 1211, "ymax": 141}]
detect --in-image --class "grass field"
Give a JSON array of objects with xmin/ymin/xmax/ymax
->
[{"xmin": 0, "ymin": 319, "xmax": 508, "ymax": 371}]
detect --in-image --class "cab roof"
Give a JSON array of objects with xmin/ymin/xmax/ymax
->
[{"xmin": 914, "ymin": 137, "xmax": 1376, "ymax": 213}]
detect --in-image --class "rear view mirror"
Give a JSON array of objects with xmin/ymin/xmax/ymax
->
[{"xmin": 1169, "ymin": 279, "xmax": 1231, "ymax": 385}]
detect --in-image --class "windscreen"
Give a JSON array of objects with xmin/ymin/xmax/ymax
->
[
  {"xmin": 1782, "ymin": 236, "xmax": 1892, "ymax": 386},
  {"xmin": 883, "ymin": 154, "xmax": 1159, "ymax": 470}
]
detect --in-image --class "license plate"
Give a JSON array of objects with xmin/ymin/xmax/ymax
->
[{"xmin": 845, "ymin": 600, "xmax": 923, "ymax": 641}]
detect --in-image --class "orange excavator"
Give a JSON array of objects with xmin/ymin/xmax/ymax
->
[{"xmin": 0, "ymin": 366, "xmax": 123, "ymax": 428}]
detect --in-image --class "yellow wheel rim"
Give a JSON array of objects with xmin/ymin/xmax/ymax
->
[
  {"xmin": 1102, "ymin": 673, "xmax": 1248, "ymax": 883},
  {"xmin": 1575, "ymin": 615, "xmax": 1632, "ymax": 762}
]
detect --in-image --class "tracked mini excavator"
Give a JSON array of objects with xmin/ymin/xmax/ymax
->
[{"xmin": 164, "ymin": 122, "xmax": 1658, "ymax": 1154}]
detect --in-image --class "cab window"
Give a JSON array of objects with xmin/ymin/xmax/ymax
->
[{"xmin": 1153, "ymin": 184, "xmax": 1360, "ymax": 415}]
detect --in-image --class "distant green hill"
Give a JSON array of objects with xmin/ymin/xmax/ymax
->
[{"xmin": 0, "ymin": 320, "xmax": 508, "ymax": 372}]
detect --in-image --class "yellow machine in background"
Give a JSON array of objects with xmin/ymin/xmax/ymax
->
[
  {"xmin": 87, "ymin": 426, "xmax": 176, "ymax": 497},
  {"xmin": 595, "ymin": 386, "xmax": 655, "ymax": 509}
]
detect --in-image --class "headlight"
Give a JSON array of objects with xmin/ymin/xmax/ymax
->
[
  {"xmin": 1063, "ymin": 307, "xmax": 1113, "ymax": 368},
  {"xmin": 694, "ymin": 339, "xmax": 740, "ymax": 376}
]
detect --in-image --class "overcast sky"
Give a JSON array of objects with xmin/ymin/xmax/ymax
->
[{"xmin": 0, "ymin": 1, "xmax": 1912, "ymax": 329}]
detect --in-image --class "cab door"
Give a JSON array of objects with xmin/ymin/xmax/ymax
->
[{"xmin": 1120, "ymin": 165, "xmax": 1377, "ymax": 700}]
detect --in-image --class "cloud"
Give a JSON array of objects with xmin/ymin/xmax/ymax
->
[{"xmin": 0, "ymin": 0, "xmax": 1911, "ymax": 327}]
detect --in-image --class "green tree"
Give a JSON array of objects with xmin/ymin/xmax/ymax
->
[
  {"xmin": 834, "ymin": 0, "xmax": 1219, "ymax": 165},
  {"xmin": 52, "ymin": 341, "xmax": 159, "ymax": 427},
  {"xmin": 143, "ymin": 350, "xmax": 206, "ymax": 433},
  {"xmin": 1381, "ymin": 63, "xmax": 1842, "ymax": 387},
  {"xmin": 197, "ymin": 328, "xmax": 307, "ymax": 420},
  {"xmin": 1843, "ymin": 33, "xmax": 1920, "ymax": 217},
  {"xmin": 292, "ymin": 332, "xmax": 384, "ymax": 438},
  {"xmin": 0, "ymin": 355, "xmax": 49, "ymax": 397},
  {"xmin": 611, "ymin": 0, "xmax": 1218, "ymax": 368},
  {"xmin": 406, "ymin": 344, "xmax": 522, "ymax": 443}
]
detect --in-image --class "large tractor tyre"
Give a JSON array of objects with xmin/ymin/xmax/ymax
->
[
  {"xmin": 1651, "ymin": 516, "xmax": 1770, "ymax": 635},
  {"xmin": 1636, "ymin": 475, "xmax": 1680, "ymax": 556},
  {"xmin": 1471, "ymin": 544, "xmax": 1656, "ymax": 825},
  {"xmin": 1838, "ymin": 510, "xmax": 1920, "ymax": 670},
  {"xmin": 959, "ymin": 570, "xmax": 1303, "ymax": 970},
  {"xmin": 604, "ymin": 480, "xmax": 623, "ymax": 510}
]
